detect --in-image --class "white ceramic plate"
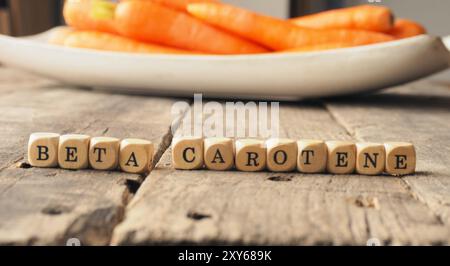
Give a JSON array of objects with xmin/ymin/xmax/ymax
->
[{"xmin": 0, "ymin": 27, "xmax": 449, "ymax": 99}]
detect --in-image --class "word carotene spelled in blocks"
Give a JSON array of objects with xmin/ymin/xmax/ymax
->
[
  {"xmin": 28, "ymin": 133, "xmax": 154, "ymax": 174},
  {"xmin": 172, "ymin": 137, "xmax": 416, "ymax": 176}
]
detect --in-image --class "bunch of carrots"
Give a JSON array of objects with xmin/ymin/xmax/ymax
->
[{"xmin": 51, "ymin": 0, "xmax": 427, "ymax": 55}]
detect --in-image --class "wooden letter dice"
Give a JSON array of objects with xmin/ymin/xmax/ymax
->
[
  {"xmin": 235, "ymin": 139, "xmax": 266, "ymax": 172},
  {"xmin": 266, "ymin": 138, "xmax": 297, "ymax": 172},
  {"xmin": 28, "ymin": 132, "xmax": 60, "ymax": 168},
  {"xmin": 119, "ymin": 139, "xmax": 154, "ymax": 174},
  {"xmin": 326, "ymin": 141, "xmax": 356, "ymax": 174},
  {"xmin": 385, "ymin": 142, "xmax": 416, "ymax": 176},
  {"xmin": 172, "ymin": 136, "xmax": 204, "ymax": 170},
  {"xmin": 297, "ymin": 140, "xmax": 327, "ymax": 173},
  {"xmin": 89, "ymin": 137, "xmax": 120, "ymax": 170},
  {"xmin": 58, "ymin": 134, "xmax": 90, "ymax": 170},
  {"xmin": 356, "ymin": 143, "xmax": 385, "ymax": 175},
  {"xmin": 204, "ymin": 137, "xmax": 234, "ymax": 171}
]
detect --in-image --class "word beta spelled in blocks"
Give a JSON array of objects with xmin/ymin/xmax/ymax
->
[
  {"xmin": 172, "ymin": 137, "xmax": 416, "ymax": 176},
  {"xmin": 28, "ymin": 133, "xmax": 154, "ymax": 174}
]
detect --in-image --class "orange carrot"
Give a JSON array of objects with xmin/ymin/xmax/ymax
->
[
  {"xmin": 63, "ymin": 31, "xmax": 193, "ymax": 54},
  {"xmin": 63, "ymin": 0, "xmax": 117, "ymax": 34},
  {"xmin": 281, "ymin": 43, "xmax": 357, "ymax": 53},
  {"xmin": 389, "ymin": 19, "xmax": 426, "ymax": 39},
  {"xmin": 133, "ymin": 0, "xmax": 220, "ymax": 11},
  {"xmin": 115, "ymin": 1, "xmax": 269, "ymax": 54},
  {"xmin": 187, "ymin": 3, "xmax": 394, "ymax": 51},
  {"xmin": 48, "ymin": 27, "xmax": 75, "ymax": 45},
  {"xmin": 290, "ymin": 5, "xmax": 394, "ymax": 32}
]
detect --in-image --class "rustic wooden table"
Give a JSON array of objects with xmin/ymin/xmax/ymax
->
[{"xmin": 0, "ymin": 67, "xmax": 449, "ymax": 246}]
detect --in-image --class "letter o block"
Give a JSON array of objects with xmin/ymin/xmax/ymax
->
[
  {"xmin": 235, "ymin": 139, "xmax": 266, "ymax": 172},
  {"xmin": 385, "ymin": 142, "xmax": 416, "ymax": 176},
  {"xmin": 266, "ymin": 138, "xmax": 297, "ymax": 172},
  {"xmin": 297, "ymin": 140, "xmax": 327, "ymax": 173},
  {"xmin": 119, "ymin": 139, "xmax": 154, "ymax": 174},
  {"xmin": 28, "ymin": 132, "xmax": 60, "ymax": 168},
  {"xmin": 172, "ymin": 137, "xmax": 204, "ymax": 170},
  {"xmin": 58, "ymin": 134, "xmax": 90, "ymax": 170},
  {"xmin": 204, "ymin": 137, "xmax": 234, "ymax": 171},
  {"xmin": 326, "ymin": 141, "xmax": 356, "ymax": 174},
  {"xmin": 89, "ymin": 137, "xmax": 120, "ymax": 170},
  {"xmin": 356, "ymin": 143, "xmax": 385, "ymax": 175}
]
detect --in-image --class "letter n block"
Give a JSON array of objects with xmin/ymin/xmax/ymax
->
[
  {"xmin": 119, "ymin": 139, "xmax": 154, "ymax": 174},
  {"xmin": 385, "ymin": 142, "xmax": 416, "ymax": 176},
  {"xmin": 235, "ymin": 139, "xmax": 266, "ymax": 172},
  {"xmin": 89, "ymin": 137, "xmax": 120, "ymax": 170},
  {"xmin": 356, "ymin": 143, "xmax": 385, "ymax": 175},
  {"xmin": 27, "ymin": 132, "xmax": 60, "ymax": 168},
  {"xmin": 204, "ymin": 137, "xmax": 234, "ymax": 171},
  {"xmin": 266, "ymin": 138, "xmax": 297, "ymax": 172},
  {"xmin": 172, "ymin": 136, "xmax": 204, "ymax": 170},
  {"xmin": 58, "ymin": 134, "xmax": 90, "ymax": 170},
  {"xmin": 297, "ymin": 140, "xmax": 327, "ymax": 173},
  {"xmin": 326, "ymin": 141, "xmax": 356, "ymax": 174}
]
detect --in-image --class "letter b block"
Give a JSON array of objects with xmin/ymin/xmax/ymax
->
[
  {"xmin": 266, "ymin": 138, "xmax": 297, "ymax": 172},
  {"xmin": 356, "ymin": 143, "xmax": 385, "ymax": 175},
  {"xmin": 326, "ymin": 141, "xmax": 356, "ymax": 174},
  {"xmin": 58, "ymin": 134, "xmax": 90, "ymax": 170},
  {"xmin": 28, "ymin": 132, "xmax": 60, "ymax": 167},
  {"xmin": 235, "ymin": 139, "xmax": 266, "ymax": 172},
  {"xmin": 89, "ymin": 137, "xmax": 120, "ymax": 170},
  {"xmin": 119, "ymin": 139, "xmax": 154, "ymax": 174},
  {"xmin": 385, "ymin": 142, "xmax": 416, "ymax": 176},
  {"xmin": 172, "ymin": 137, "xmax": 204, "ymax": 170},
  {"xmin": 204, "ymin": 137, "xmax": 234, "ymax": 171}
]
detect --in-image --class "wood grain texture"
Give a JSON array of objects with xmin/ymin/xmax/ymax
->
[
  {"xmin": 112, "ymin": 98, "xmax": 450, "ymax": 245},
  {"xmin": 0, "ymin": 68, "xmax": 178, "ymax": 245}
]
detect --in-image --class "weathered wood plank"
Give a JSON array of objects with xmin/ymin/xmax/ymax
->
[
  {"xmin": 112, "ymin": 99, "xmax": 449, "ymax": 245},
  {"xmin": 0, "ymin": 68, "xmax": 178, "ymax": 245},
  {"xmin": 324, "ymin": 81, "xmax": 450, "ymax": 230}
]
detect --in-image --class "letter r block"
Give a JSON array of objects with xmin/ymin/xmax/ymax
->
[
  {"xmin": 172, "ymin": 136, "xmax": 204, "ymax": 170},
  {"xmin": 119, "ymin": 138, "xmax": 154, "ymax": 174},
  {"xmin": 89, "ymin": 137, "xmax": 120, "ymax": 170},
  {"xmin": 204, "ymin": 137, "xmax": 234, "ymax": 171},
  {"xmin": 58, "ymin": 134, "xmax": 90, "ymax": 170},
  {"xmin": 356, "ymin": 143, "xmax": 385, "ymax": 175},
  {"xmin": 266, "ymin": 138, "xmax": 297, "ymax": 172},
  {"xmin": 326, "ymin": 141, "xmax": 356, "ymax": 174},
  {"xmin": 385, "ymin": 142, "xmax": 416, "ymax": 176},
  {"xmin": 28, "ymin": 132, "xmax": 60, "ymax": 168},
  {"xmin": 235, "ymin": 139, "xmax": 266, "ymax": 172}
]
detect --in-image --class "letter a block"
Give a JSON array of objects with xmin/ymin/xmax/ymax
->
[
  {"xmin": 58, "ymin": 134, "xmax": 90, "ymax": 170},
  {"xmin": 204, "ymin": 137, "xmax": 234, "ymax": 171},
  {"xmin": 297, "ymin": 140, "xmax": 327, "ymax": 173},
  {"xmin": 172, "ymin": 136, "xmax": 204, "ymax": 170},
  {"xmin": 385, "ymin": 142, "xmax": 416, "ymax": 176},
  {"xmin": 266, "ymin": 138, "xmax": 297, "ymax": 172},
  {"xmin": 119, "ymin": 139, "xmax": 154, "ymax": 174},
  {"xmin": 28, "ymin": 132, "xmax": 60, "ymax": 168},
  {"xmin": 356, "ymin": 143, "xmax": 385, "ymax": 175},
  {"xmin": 89, "ymin": 137, "xmax": 120, "ymax": 170},
  {"xmin": 235, "ymin": 139, "xmax": 266, "ymax": 172},
  {"xmin": 326, "ymin": 141, "xmax": 356, "ymax": 174}
]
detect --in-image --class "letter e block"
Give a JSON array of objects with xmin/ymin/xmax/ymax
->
[
  {"xmin": 28, "ymin": 132, "xmax": 60, "ymax": 168},
  {"xmin": 119, "ymin": 139, "xmax": 154, "ymax": 174},
  {"xmin": 385, "ymin": 142, "xmax": 416, "ymax": 176},
  {"xmin": 89, "ymin": 137, "xmax": 120, "ymax": 170},
  {"xmin": 235, "ymin": 139, "xmax": 266, "ymax": 172},
  {"xmin": 297, "ymin": 140, "xmax": 327, "ymax": 173},
  {"xmin": 204, "ymin": 137, "xmax": 234, "ymax": 171},
  {"xmin": 326, "ymin": 141, "xmax": 356, "ymax": 174},
  {"xmin": 58, "ymin": 134, "xmax": 90, "ymax": 170},
  {"xmin": 172, "ymin": 137, "xmax": 204, "ymax": 170},
  {"xmin": 356, "ymin": 143, "xmax": 385, "ymax": 175},
  {"xmin": 266, "ymin": 138, "xmax": 297, "ymax": 172}
]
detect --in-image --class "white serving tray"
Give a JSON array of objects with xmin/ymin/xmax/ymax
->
[{"xmin": 0, "ymin": 27, "xmax": 449, "ymax": 99}]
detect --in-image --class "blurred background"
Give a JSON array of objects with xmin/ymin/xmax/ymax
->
[{"xmin": 0, "ymin": 0, "xmax": 448, "ymax": 37}]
